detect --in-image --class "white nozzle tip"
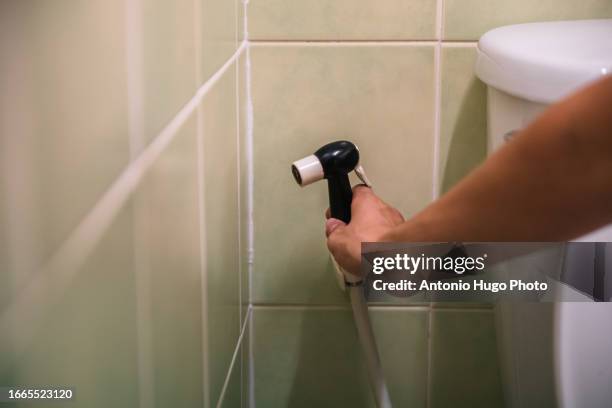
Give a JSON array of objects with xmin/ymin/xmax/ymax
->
[{"xmin": 292, "ymin": 155, "xmax": 324, "ymax": 186}]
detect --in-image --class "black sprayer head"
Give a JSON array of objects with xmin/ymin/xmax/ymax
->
[
  {"xmin": 291, "ymin": 140, "xmax": 359, "ymax": 223},
  {"xmin": 315, "ymin": 140, "xmax": 359, "ymax": 177},
  {"xmin": 291, "ymin": 140, "xmax": 359, "ymax": 187}
]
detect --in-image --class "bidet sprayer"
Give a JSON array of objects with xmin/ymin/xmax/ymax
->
[
  {"xmin": 291, "ymin": 140, "xmax": 370, "ymax": 224},
  {"xmin": 291, "ymin": 141, "xmax": 391, "ymax": 408}
]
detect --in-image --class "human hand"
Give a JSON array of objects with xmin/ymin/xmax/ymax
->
[{"xmin": 325, "ymin": 185, "xmax": 405, "ymax": 277}]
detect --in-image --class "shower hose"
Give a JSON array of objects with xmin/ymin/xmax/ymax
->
[{"xmin": 348, "ymin": 282, "xmax": 393, "ymax": 408}]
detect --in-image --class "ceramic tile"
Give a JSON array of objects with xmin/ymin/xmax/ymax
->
[
  {"xmin": 249, "ymin": 0, "xmax": 437, "ymax": 40},
  {"xmin": 200, "ymin": 64, "xmax": 242, "ymax": 407},
  {"xmin": 439, "ymin": 46, "xmax": 487, "ymax": 194},
  {"xmin": 250, "ymin": 44, "xmax": 435, "ymax": 304},
  {"xmin": 137, "ymin": 116, "xmax": 204, "ymax": 406},
  {"xmin": 5, "ymin": 205, "xmax": 139, "ymax": 407},
  {"xmin": 200, "ymin": 0, "xmax": 238, "ymax": 83},
  {"xmin": 444, "ymin": 0, "xmax": 612, "ymax": 40},
  {"xmin": 238, "ymin": 53, "xmax": 250, "ymax": 322},
  {"xmin": 252, "ymin": 306, "xmax": 428, "ymax": 407},
  {"xmin": 430, "ymin": 309, "xmax": 504, "ymax": 408},
  {"xmin": 0, "ymin": 1, "xmax": 130, "ymax": 284},
  {"xmin": 141, "ymin": 0, "xmax": 197, "ymax": 143}
]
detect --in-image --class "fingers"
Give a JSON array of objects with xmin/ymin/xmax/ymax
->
[
  {"xmin": 351, "ymin": 185, "xmax": 374, "ymax": 209},
  {"xmin": 351, "ymin": 184, "xmax": 379, "ymax": 216},
  {"xmin": 384, "ymin": 206, "xmax": 406, "ymax": 223},
  {"xmin": 326, "ymin": 185, "xmax": 371, "ymax": 220},
  {"xmin": 350, "ymin": 184, "xmax": 405, "ymax": 224},
  {"xmin": 326, "ymin": 219, "xmax": 348, "ymax": 264},
  {"xmin": 326, "ymin": 228, "xmax": 361, "ymax": 277},
  {"xmin": 325, "ymin": 218, "xmax": 346, "ymax": 238},
  {"xmin": 352, "ymin": 183, "xmax": 372, "ymax": 195}
]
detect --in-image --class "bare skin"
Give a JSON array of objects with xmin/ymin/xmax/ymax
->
[{"xmin": 326, "ymin": 75, "xmax": 612, "ymax": 276}]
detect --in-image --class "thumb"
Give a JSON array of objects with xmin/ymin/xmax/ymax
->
[{"xmin": 325, "ymin": 218, "xmax": 346, "ymax": 238}]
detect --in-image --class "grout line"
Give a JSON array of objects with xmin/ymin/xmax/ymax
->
[
  {"xmin": 426, "ymin": 302, "xmax": 434, "ymax": 408},
  {"xmin": 198, "ymin": 116, "xmax": 211, "ymax": 408},
  {"xmin": 430, "ymin": 307, "xmax": 494, "ymax": 313},
  {"xmin": 248, "ymin": 304, "xmax": 255, "ymax": 408},
  {"xmin": 124, "ymin": 1, "xmax": 155, "ymax": 408},
  {"xmin": 215, "ymin": 306, "xmax": 252, "ymax": 408},
  {"xmin": 431, "ymin": 0, "xmax": 444, "ymax": 201},
  {"xmin": 197, "ymin": 78, "xmax": 211, "ymax": 408},
  {"xmin": 244, "ymin": 37, "xmax": 254, "ymax": 316},
  {"xmin": 241, "ymin": 1, "xmax": 256, "ymax": 406},
  {"xmin": 193, "ymin": 0, "xmax": 209, "ymax": 406},
  {"xmin": 428, "ymin": 3, "xmax": 445, "ymax": 407},
  {"xmin": 249, "ymin": 39, "xmax": 478, "ymax": 44},
  {"xmin": 234, "ymin": 1, "xmax": 245, "ymax": 403},
  {"xmin": 365, "ymin": 305, "xmax": 432, "ymax": 312},
  {"xmin": 250, "ymin": 304, "xmax": 433, "ymax": 312},
  {"xmin": 248, "ymin": 40, "xmax": 476, "ymax": 46},
  {"xmin": 0, "ymin": 39, "xmax": 247, "ymax": 360},
  {"xmin": 435, "ymin": 0, "xmax": 445, "ymax": 41},
  {"xmin": 251, "ymin": 39, "xmax": 440, "ymax": 43},
  {"xmin": 252, "ymin": 304, "xmax": 351, "ymax": 311},
  {"xmin": 251, "ymin": 40, "xmax": 441, "ymax": 46},
  {"xmin": 441, "ymin": 42, "xmax": 477, "ymax": 47},
  {"xmin": 250, "ymin": 302, "xmax": 493, "ymax": 311},
  {"xmin": 236, "ymin": 60, "xmax": 244, "ymax": 328},
  {"xmin": 431, "ymin": 46, "xmax": 441, "ymax": 201}
]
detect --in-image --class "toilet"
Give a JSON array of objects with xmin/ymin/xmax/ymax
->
[{"xmin": 475, "ymin": 20, "xmax": 612, "ymax": 407}]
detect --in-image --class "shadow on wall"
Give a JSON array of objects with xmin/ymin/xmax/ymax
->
[{"xmin": 440, "ymin": 78, "xmax": 487, "ymax": 194}]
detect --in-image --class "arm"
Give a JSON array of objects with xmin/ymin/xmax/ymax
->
[{"xmin": 326, "ymin": 76, "xmax": 612, "ymax": 274}]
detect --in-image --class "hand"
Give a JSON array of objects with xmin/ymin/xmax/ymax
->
[{"xmin": 325, "ymin": 185, "xmax": 405, "ymax": 277}]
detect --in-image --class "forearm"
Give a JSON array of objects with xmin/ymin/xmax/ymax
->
[{"xmin": 385, "ymin": 76, "xmax": 612, "ymax": 242}]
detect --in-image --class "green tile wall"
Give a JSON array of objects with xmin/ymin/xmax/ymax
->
[
  {"xmin": 0, "ymin": 0, "xmax": 245, "ymax": 407},
  {"xmin": 0, "ymin": 1, "xmax": 130, "ymax": 273},
  {"xmin": 439, "ymin": 45, "xmax": 487, "ymax": 194},
  {"xmin": 430, "ymin": 309, "xmax": 504, "ymax": 408},
  {"xmin": 242, "ymin": 1, "xmax": 611, "ymax": 408},
  {"xmin": 444, "ymin": 0, "xmax": 612, "ymax": 40},
  {"xmin": 250, "ymin": 44, "xmax": 435, "ymax": 305},
  {"xmin": 5, "ymin": 206, "xmax": 140, "ymax": 407},
  {"xmin": 201, "ymin": 0, "xmax": 239, "ymax": 81},
  {"xmin": 2, "ymin": 1, "xmax": 611, "ymax": 407},
  {"xmin": 137, "ymin": 117, "xmax": 204, "ymax": 407},
  {"xmin": 201, "ymin": 62, "xmax": 242, "ymax": 407},
  {"xmin": 249, "ymin": 0, "xmax": 437, "ymax": 40},
  {"xmin": 251, "ymin": 307, "xmax": 429, "ymax": 407},
  {"xmin": 219, "ymin": 344, "xmax": 243, "ymax": 408},
  {"xmin": 142, "ymin": 0, "xmax": 197, "ymax": 143}
]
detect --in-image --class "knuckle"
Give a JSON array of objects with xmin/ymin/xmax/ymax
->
[
  {"xmin": 352, "ymin": 184, "xmax": 372, "ymax": 195},
  {"xmin": 327, "ymin": 236, "xmax": 340, "ymax": 253}
]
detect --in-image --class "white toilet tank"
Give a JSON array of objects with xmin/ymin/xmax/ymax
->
[{"xmin": 475, "ymin": 20, "xmax": 612, "ymax": 408}]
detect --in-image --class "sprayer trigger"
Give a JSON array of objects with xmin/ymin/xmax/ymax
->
[{"xmin": 354, "ymin": 165, "xmax": 372, "ymax": 187}]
